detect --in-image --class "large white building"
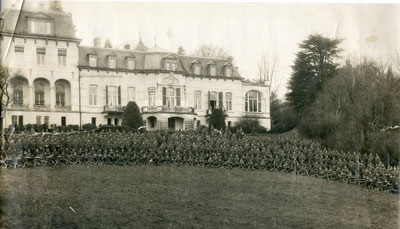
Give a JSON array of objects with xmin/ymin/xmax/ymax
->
[{"xmin": 1, "ymin": 1, "xmax": 270, "ymax": 131}]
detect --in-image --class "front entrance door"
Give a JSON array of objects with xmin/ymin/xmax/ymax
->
[{"xmin": 168, "ymin": 118, "xmax": 175, "ymax": 130}]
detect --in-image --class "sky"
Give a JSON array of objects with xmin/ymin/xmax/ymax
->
[{"xmin": 3, "ymin": 0, "xmax": 400, "ymax": 98}]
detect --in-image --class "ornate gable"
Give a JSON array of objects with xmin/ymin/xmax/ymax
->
[{"xmin": 162, "ymin": 73, "xmax": 180, "ymax": 85}]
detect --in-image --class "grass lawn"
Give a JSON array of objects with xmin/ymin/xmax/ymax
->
[{"xmin": 0, "ymin": 165, "xmax": 398, "ymax": 228}]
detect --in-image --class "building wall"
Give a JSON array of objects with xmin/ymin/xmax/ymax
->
[
  {"xmin": 2, "ymin": 35, "xmax": 80, "ymax": 127},
  {"xmin": 79, "ymin": 69, "xmax": 271, "ymax": 130}
]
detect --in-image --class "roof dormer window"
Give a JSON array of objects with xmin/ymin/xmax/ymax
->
[
  {"xmin": 165, "ymin": 61, "xmax": 176, "ymax": 71},
  {"xmin": 89, "ymin": 55, "xmax": 97, "ymax": 67},
  {"xmin": 108, "ymin": 56, "xmax": 116, "ymax": 68},
  {"xmin": 208, "ymin": 62, "xmax": 217, "ymax": 76},
  {"xmin": 194, "ymin": 65, "xmax": 201, "ymax": 75},
  {"xmin": 107, "ymin": 52, "xmax": 117, "ymax": 69},
  {"xmin": 30, "ymin": 20, "xmax": 53, "ymax": 35},
  {"xmin": 210, "ymin": 66, "xmax": 216, "ymax": 76},
  {"xmin": 192, "ymin": 59, "xmax": 202, "ymax": 75},
  {"xmin": 127, "ymin": 57, "xmax": 135, "ymax": 70},
  {"xmin": 225, "ymin": 67, "xmax": 232, "ymax": 77}
]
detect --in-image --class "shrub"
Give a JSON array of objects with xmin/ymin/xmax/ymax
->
[
  {"xmin": 97, "ymin": 125, "xmax": 134, "ymax": 133},
  {"xmin": 234, "ymin": 117, "xmax": 266, "ymax": 134},
  {"xmin": 68, "ymin": 125, "xmax": 80, "ymax": 132},
  {"xmin": 82, "ymin": 123, "xmax": 97, "ymax": 131},
  {"xmin": 209, "ymin": 108, "xmax": 226, "ymax": 130},
  {"xmin": 122, "ymin": 101, "xmax": 143, "ymax": 130},
  {"xmin": 32, "ymin": 124, "xmax": 43, "ymax": 132},
  {"xmin": 42, "ymin": 123, "xmax": 49, "ymax": 132}
]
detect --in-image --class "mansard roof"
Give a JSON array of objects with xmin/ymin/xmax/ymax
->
[
  {"xmin": 134, "ymin": 39, "xmax": 149, "ymax": 51},
  {"xmin": 0, "ymin": 7, "xmax": 78, "ymax": 40},
  {"xmin": 178, "ymin": 55, "xmax": 241, "ymax": 78},
  {"xmin": 78, "ymin": 46, "xmax": 242, "ymax": 79}
]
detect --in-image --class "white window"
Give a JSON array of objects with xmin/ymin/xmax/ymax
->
[
  {"xmin": 35, "ymin": 21, "xmax": 45, "ymax": 34},
  {"xmin": 210, "ymin": 91, "xmax": 217, "ymax": 109},
  {"xmin": 55, "ymin": 83, "xmax": 66, "ymax": 106},
  {"xmin": 34, "ymin": 82, "xmax": 45, "ymax": 105},
  {"xmin": 166, "ymin": 88, "xmax": 174, "ymax": 107},
  {"xmin": 44, "ymin": 116, "xmax": 49, "ymax": 125},
  {"xmin": 194, "ymin": 65, "xmax": 201, "ymax": 75},
  {"xmin": 13, "ymin": 81, "xmax": 23, "ymax": 105},
  {"xmin": 148, "ymin": 88, "xmax": 156, "ymax": 107},
  {"xmin": 30, "ymin": 21, "xmax": 52, "ymax": 35},
  {"xmin": 89, "ymin": 55, "xmax": 97, "ymax": 67},
  {"xmin": 89, "ymin": 85, "xmax": 97, "ymax": 105},
  {"xmin": 46, "ymin": 22, "xmax": 51, "ymax": 34},
  {"xmin": 108, "ymin": 86, "xmax": 118, "ymax": 106},
  {"xmin": 58, "ymin": 49, "xmax": 67, "ymax": 67},
  {"xmin": 108, "ymin": 57, "xmax": 116, "ymax": 68},
  {"xmin": 210, "ymin": 66, "xmax": 216, "ymax": 76},
  {"xmin": 225, "ymin": 67, "xmax": 232, "ymax": 77},
  {"xmin": 12, "ymin": 115, "xmax": 18, "ymax": 126},
  {"xmin": 225, "ymin": 92, "xmax": 232, "ymax": 111},
  {"xmin": 194, "ymin": 91, "xmax": 201, "ymax": 109},
  {"xmin": 245, "ymin": 91, "xmax": 262, "ymax": 112},
  {"xmin": 127, "ymin": 58, "xmax": 135, "ymax": 70},
  {"xmin": 166, "ymin": 62, "xmax": 171, "ymax": 70},
  {"xmin": 36, "ymin": 48, "xmax": 46, "ymax": 65},
  {"xmin": 15, "ymin": 46, "xmax": 24, "ymax": 65},
  {"xmin": 36, "ymin": 116, "xmax": 42, "ymax": 124},
  {"xmin": 127, "ymin": 87, "xmax": 135, "ymax": 102},
  {"xmin": 171, "ymin": 63, "xmax": 176, "ymax": 71}
]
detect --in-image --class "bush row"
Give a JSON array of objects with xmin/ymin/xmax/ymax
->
[{"xmin": 5, "ymin": 123, "xmax": 123, "ymax": 134}]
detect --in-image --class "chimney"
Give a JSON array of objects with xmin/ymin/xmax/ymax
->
[
  {"xmin": 94, "ymin": 37, "xmax": 101, "ymax": 48},
  {"xmin": 124, "ymin": 43, "xmax": 131, "ymax": 50}
]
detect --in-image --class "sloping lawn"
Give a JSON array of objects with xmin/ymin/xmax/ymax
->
[{"xmin": 0, "ymin": 165, "xmax": 398, "ymax": 228}]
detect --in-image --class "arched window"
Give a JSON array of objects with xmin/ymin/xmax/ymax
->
[
  {"xmin": 245, "ymin": 91, "xmax": 262, "ymax": 112},
  {"xmin": 13, "ymin": 81, "xmax": 23, "ymax": 105},
  {"xmin": 56, "ymin": 83, "xmax": 66, "ymax": 106},
  {"xmin": 35, "ymin": 82, "xmax": 45, "ymax": 105}
]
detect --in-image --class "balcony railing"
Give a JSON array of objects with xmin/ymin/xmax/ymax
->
[
  {"xmin": 55, "ymin": 105, "xmax": 72, "ymax": 112},
  {"xmin": 8, "ymin": 103, "xmax": 30, "ymax": 111},
  {"xmin": 103, "ymin": 105, "xmax": 125, "ymax": 113},
  {"xmin": 33, "ymin": 104, "xmax": 51, "ymax": 111},
  {"xmin": 243, "ymin": 111, "xmax": 267, "ymax": 118},
  {"xmin": 142, "ymin": 106, "xmax": 195, "ymax": 114}
]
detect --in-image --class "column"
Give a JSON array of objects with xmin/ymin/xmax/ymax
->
[
  {"xmin": 50, "ymin": 86, "xmax": 55, "ymax": 110},
  {"xmin": 29, "ymin": 86, "xmax": 34, "ymax": 109}
]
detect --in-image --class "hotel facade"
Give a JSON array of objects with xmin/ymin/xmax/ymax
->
[{"xmin": 1, "ymin": 2, "xmax": 271, "ymax": 131}]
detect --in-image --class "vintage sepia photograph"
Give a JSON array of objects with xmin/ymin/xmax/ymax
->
[{"xmin": 0, "ymin": 0, "xmax": 399, "ymax": 227}]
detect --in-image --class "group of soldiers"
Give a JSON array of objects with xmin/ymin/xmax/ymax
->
[{"xmin": 1, "ymin": 128, "xmax": 399, "ymax": 193}]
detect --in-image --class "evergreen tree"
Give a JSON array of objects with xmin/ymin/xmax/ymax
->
[
  {"xmin": 286, "ymin": 34, "xmax": 342, "ymax": 114},
  {"xmin": 209, "ymin": 108, "xmax": 226, "ymax": 130},
  {"xmin": 121, "ymin": 101, "xmax": 143, "ymax": 130}
]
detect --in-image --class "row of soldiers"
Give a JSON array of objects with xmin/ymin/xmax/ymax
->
[{"xmin": 1, "ymin": 129, "xmax": 399, "ymax": 193}]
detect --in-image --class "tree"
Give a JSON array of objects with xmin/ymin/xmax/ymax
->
[
  {"xmin": 209, "ymin": 108, "xmax": 225, "ymax": 130},
  {"xmin": 299, "ymin": 59, "xmax": 400, "ymax": 166},
  {"xmin": 258, "ymin": 52, "xmax": 281, "ymax": 96},
  {"xmin": 269, "ymin": 92, "xmax": 297, "ymax": 133},
  {"xmin": 192, "ymin": 44, "xmax": 231, "ymax": 59},
  {"xmin": 0, "ymin": 65, "xmax": 14, "ymax": 159},
  {"xmin": 286, "ymin": 34, "xmax": 342, "ymax": 114},
  {"xmin": 121, "ymin": 101, "xmax": 143, "ymax": 130}
]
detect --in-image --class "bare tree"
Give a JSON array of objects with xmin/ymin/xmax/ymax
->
[
  {"xmin": 258, "ymin": 52, "xmax": 280, "ymax": 95},
  {"xmin": 192, "ymin": 44, "xmax": 231, "ymax": 59},
  {"xmin": 0, "ymin": 65, "xmax": 14, "ymax": 159}
]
